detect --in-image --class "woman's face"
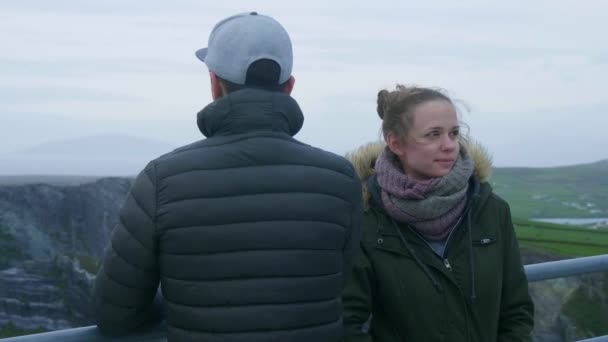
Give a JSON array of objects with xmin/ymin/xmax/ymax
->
[{"xmin": 388, "ymin": 100, "xmax": 460, "ymax": 180}]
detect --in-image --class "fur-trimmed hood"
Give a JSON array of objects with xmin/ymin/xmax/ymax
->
[{"xmin": 345, "ymin": 139, "xmax": 493, "ymax": 208}]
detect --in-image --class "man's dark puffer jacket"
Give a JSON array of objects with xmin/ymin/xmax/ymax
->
[{"xmin": 93, "ymin": 88, "xmax": 363, "ymax": 342}]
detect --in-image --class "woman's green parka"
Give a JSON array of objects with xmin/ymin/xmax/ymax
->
[{"xmin": 343, "ymin": 142, "xmax": 534, "ymax": 342}]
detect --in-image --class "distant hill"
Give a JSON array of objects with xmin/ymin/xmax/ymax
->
[
  {"xmin": 492, "ymin": 159, "xmax": 608, "ymax": 219},
  {"xmin": 18, "ymin": 134, "xmax": 175, "ymax": 158},
  {"xmin": 2, "ymin": 135, "xmax": 607, "ymax": 217},
  {"xmin": 0, "ymin": 134, "xmax": 178, "ymax": 176},
  {"xmin": 0, "ymin": 175, "xmax": 105, "ymax": 186}
]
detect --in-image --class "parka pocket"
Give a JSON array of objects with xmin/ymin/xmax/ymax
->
[{"xmin": 470, "ymin": 235, "xmax": 502, "ymax": 302}]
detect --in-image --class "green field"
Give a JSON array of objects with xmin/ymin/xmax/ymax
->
[
  {"xmin": 513, "ymin": 218, "xmax": 608, "ymax": 257},
  {"xmin": 492, "ymin": 159, "xmax": 608, "ymax": 219}
]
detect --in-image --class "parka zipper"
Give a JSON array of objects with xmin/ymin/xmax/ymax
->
[
  {"xmin": 407, "ymin": 214, "xmax": 463, "ymax": 259},
  {"xmin": 443, "ymin": 258, "xmax": 453, "ymax": 271}
]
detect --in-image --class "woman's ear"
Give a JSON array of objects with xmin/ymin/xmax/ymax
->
[{"xmin": 386, "ymin": 133, "xmax": 406, "ymax": 157}]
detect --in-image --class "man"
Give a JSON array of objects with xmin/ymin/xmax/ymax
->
[{"xmin": 93, "ymin": 12, "xmax": 363, "ymax": 342}]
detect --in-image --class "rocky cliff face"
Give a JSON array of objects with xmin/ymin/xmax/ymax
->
[
  {"xmin": 0, "ymin": 259, "xmax": 88, "ymax": 331},
  {"xmin": 0, "ymin": 178, "xmax": 132, "ymax": 335},
  {"xmin": 0, "ymin": 178, "xmax": 606, "ymax": 340},
  {"xmin": 522, "ymin": 248, "xmax": 608, "ymax": 341}
]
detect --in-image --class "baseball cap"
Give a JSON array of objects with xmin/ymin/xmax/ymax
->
[{"xmin": 195, "ymin": 12, "xmax": 293, "ymax": 85}]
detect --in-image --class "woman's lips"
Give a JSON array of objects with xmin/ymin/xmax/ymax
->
[{"xmin": 436, "ymin": 159, "xmax": 455, "ymax": 167}]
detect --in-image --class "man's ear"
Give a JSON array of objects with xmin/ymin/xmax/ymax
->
[
  {"xmin": 283, "ymin": 76, "xmax": 295, "ymax": 95},
  {"xmin": 210, "ymin": 72, "xmax": 225, "ymax": 100}
]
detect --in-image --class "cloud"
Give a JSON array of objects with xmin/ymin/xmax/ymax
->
[
  {"xmin": 0, "ymin": 112, "xmax": 199, "ymax": 155},
  {"xmin": 1, "ymin": 0, "xmax": 608, "ymax": 166},
  {"xmin": 468, "ymin": 103, "xmax": 608, "ymax": 167},
  {"xmin": 0, "ymin": 0, "xmax": 200, "ymax": 15},
  {"xmin": 0, "ymin": 58, "xmax": 194, "ymax": 78},
  {"xmin": 0, "ymin": 85, "xmax": 137, "ymax": 104}
]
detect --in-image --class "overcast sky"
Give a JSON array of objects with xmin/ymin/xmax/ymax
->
[{"xmin": 1, "ymin": 0, "xmax": 608, "ymax": 168}]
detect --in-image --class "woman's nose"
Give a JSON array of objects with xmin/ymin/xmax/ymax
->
[{"xmin": 441, "ymin": 135, "xmax": 457, "ymax": 150}]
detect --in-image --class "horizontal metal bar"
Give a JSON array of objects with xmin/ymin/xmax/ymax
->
[
  {"xmin": 578, "ymin": 336, "xmax": 608, "ymax": 342},
  {"xmin": 524, "ymin": 254, "xmax": 608, "ymax": 282},
  {"xmin": 3, "ymin": 325, "xmax": 606, "ymax": 342},
  {"xmin": 0, "ymin": 324, "xmax": 165, "ymax": 341},
  {"xmin": 2, "ymin": 255, "xmax": 607, "ymax": 341}
]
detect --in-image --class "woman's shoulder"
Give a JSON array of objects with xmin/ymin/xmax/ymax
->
[
  {"xmin": 362, "ymin": 208, "xmax": 381, "ymax": 230},
  {"xmin": 361, "ymin": 207, "xmax": 389, "ymax": 240},
  {"xmin": 471, "ymin": 182, "xmax": 515, "ymax": 231},
  {"xmin": 477, "ymin": 182, "xmax": 511, "ymax": 212}
]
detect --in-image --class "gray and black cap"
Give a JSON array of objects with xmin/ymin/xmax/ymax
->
[{"xmin": 195, "ymin": 12, "xmax": 293, "ymax": 85}]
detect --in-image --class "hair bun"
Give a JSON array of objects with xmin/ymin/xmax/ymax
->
[{"xmin": 376, "ymin": 89, "xmax": 389, "ymax": 119}]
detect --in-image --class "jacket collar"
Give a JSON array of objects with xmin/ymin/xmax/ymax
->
[{"xmin": 197, "ymin": 88, "xmax": 304, "ymax": 138}]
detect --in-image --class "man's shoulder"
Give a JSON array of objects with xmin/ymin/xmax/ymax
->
[
  {"xmin": 156, "ymin": 139, "xmax": 213, "ymax": 160},
  {"xmin": 143, "ymin": 139, "xmax": 210, "ymax": 176},
  {"xmin": 297, "ymin": 144, "xmax": 356, "ymax": 178},
  {"xmin": 152, "ymin": 137, "xmax": 232, "ymax": 165},
  {"xmin": 147, "ymin": 136, "xmax": 356, "ymax": 181}
]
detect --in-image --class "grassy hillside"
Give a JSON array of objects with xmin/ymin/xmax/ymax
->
[
  {"xmin": 0, "ymin": 323, "xmax": 45, "ymax": 339},
  {"xmin": 492, "ymin": 159, "xmax": 608, "ymax": 219},
  {"xmin": 513, "ymin": 218, "xmax": 608, "ymax": 257}
]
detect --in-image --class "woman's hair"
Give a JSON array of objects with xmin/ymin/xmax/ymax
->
[{"xmin": 376, "ymin": 84, "xmax": 460, "ymax": 139}]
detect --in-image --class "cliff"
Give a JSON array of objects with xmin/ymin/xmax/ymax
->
[{"xmin": 0, "ymin": 178, "xmax": 132, "ymax": 336}]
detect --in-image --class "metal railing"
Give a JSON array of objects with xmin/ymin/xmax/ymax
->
[
  {"xmin": 2, "ymin": 254, "xmax": 608, "ymax": 342},
  {"xmin": 579, "ymin": 337, "xmax": 608, "ymax": 342},
  {"xmin": 0, "ymin": 324, "xmax": 166, "ymax": 342},
  {"xmin": 526, "ymin": 254, "xmax": 608, "ymax": 282}
]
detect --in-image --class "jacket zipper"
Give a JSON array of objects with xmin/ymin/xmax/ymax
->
[
  {"xmin": 407, "ymin": 214, "xmax": 463, "ymax": 259},
  {"xmin": 443, "ymin": 258, "xmax": 453, "ymax": 271},
  {"xmin": 406, "ymin": 225, "xmax": 457, "ymax": 275}
]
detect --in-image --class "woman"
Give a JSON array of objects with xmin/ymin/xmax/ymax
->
[{"xmin": 343, "ymin": 85, "xmax": 534, "ymax": 342}]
